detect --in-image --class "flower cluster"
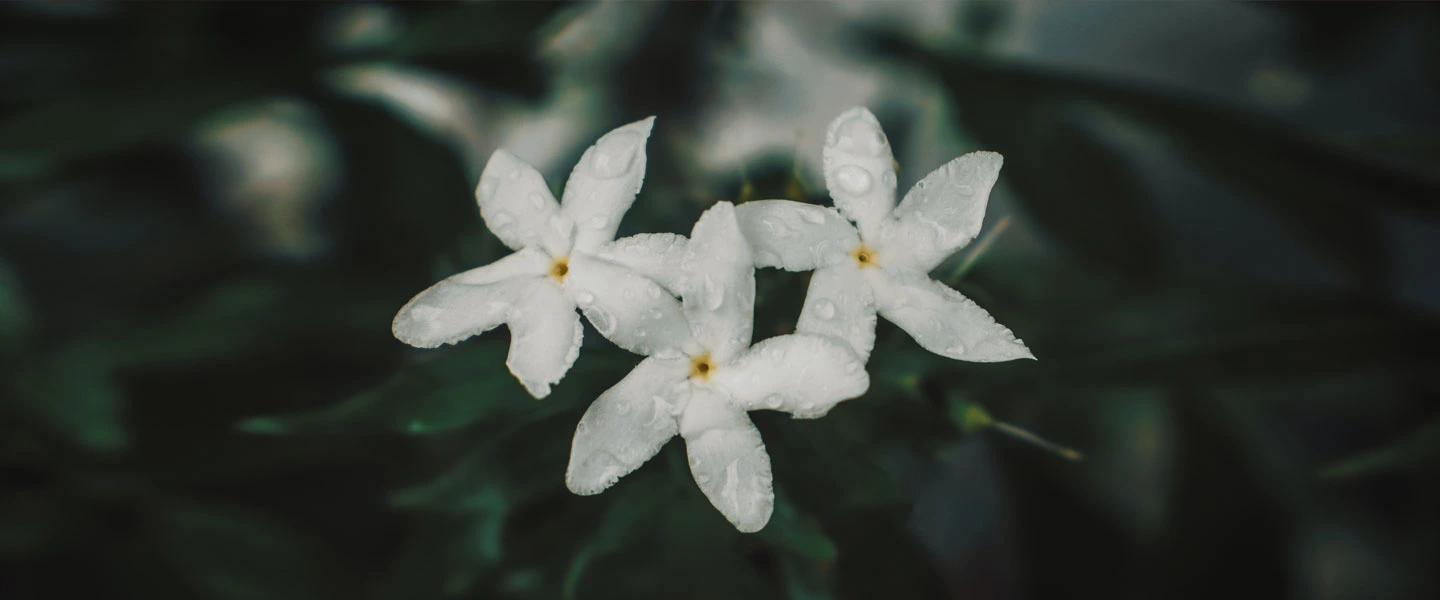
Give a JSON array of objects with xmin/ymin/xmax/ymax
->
[{"xmin": 392, "ymin": 108, "xmax": 1031, "ymax": 532}]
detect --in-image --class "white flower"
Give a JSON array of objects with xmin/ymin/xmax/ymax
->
[
  {"xmin": 392, "ymin": 118, "xmax": 692, "ymax": 398},
  {"xmin": 565, "ymin": 202, "xmax": 870, "ymax": 533},
  {"xmin": 735, "ymin": 107, "xmax": 1033, "ymax": 363}
]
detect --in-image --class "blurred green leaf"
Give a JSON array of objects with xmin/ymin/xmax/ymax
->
[
  {"xmin": 238, "ymin": 341, "xmax": 519, "ymax": 435},
  {"xmin": 147, "ymin": 504, "xmax": 328, "ymax": 600},
  {"xmin": 901, "ymin": 46, "xmax": 1440, "ymax": 283},
  {"xmin": 1318, "ymin": 418, "xmax": 1440, "ymax": 479},
  {"xmin": 6, "ymin": 344, "xmax": 128, "ymax": 452},
  {"xmin": 0, "ymin": 259, "xmax": 32, "ymax": 351},
  {"xmin": 563, "ymin": 476, "xmax": 669, "ymax": 600}
]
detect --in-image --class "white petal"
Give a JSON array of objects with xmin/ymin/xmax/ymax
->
[
  {"xmin": 560, "ymin": 117, "xmax": 655, "ymax": 253},
  {"xmin": 566, "ymin": 355, "xmax": 690, "ymax": 495},
  {"xmin": 504, "ymin": 282, "xmax": 583, "ymax": 398},
  {"xmin": 711, "ymin": 334, "xmax": 869, "ymax": 420},
  {"xmin": 565, "ymin": 254, "xmax": 691, "ymax": 355},
  {"xmin": 822, "ymin": 107, "xmax": 897, "ymax": 240},
  {"xmin": 878, "ymin": 151, "xmax": 1003, "ymax": 272},
  {"xmin": 678, "ymin": 386, "xmax": 773, "ymax": 533},
  {"xmin": 475, "ymin": 150, "xmax": 572, "ymax": 255},
  {"xmin": 734, "ymin": 200, "xmax": 859, "ymax": 271},
  {"xmin": 391, "ymin": 249, "xmax": 550, "ymax": 348},
  {"xmin": 682, "ymin": 202, "xmax": 754, "ymax": 364},
  {"xmin": 869, "ymin": 268, "xmax": 1033, "ymax": 362},
  {"xmin": 592, "ymin": 233, "xmax": 689, "ymax": 295},
  {"xmin": 796, "ymin": 265, "xmax": 878, "ymax": 362}
]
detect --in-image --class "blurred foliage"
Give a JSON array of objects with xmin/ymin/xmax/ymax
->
[{"xmin": 1, "ymin": 2, "xmax": 1437, "ymax": 600}]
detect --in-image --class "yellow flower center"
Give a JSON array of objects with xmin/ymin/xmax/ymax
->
[
  {"xmin": 549, "ymin": 258, "xmax": 569, "ymax": 281},
  {"xmin": 689, "ymin": 353, "xmax": 714, "ymax": 380},
  {"xmin": 852, "ymin": 245, "xmax": 878, "ymax": 268}
]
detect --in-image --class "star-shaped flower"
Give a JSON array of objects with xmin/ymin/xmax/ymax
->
[
  {"xmin": 392, "ymin": 118, "xmax": 692, "ymax": 398},
  {"xmin": 565, "ymin": 202, "xmax": 870, "ymax": 532},
  {"xmin": 735, "ymin": 107, "xmax": 1032, "ymax": 363}
]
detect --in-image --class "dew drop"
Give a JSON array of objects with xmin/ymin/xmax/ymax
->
[
  {"xmin": 588, "ymin": 307, "xmax": 615, "ymax": 335},
  {"xmin": 813, "ymin": 299, "xmax": 837, "ymax": 320},
  {"xmin": 765, "ymin": 395, "xmax": 785, "ymax": 409},
  {"xmin": 834, "ymin": 165, "xmax": 873, "ymax": 195},
  {"xmin": 577, "ymin": 422, "xmax": 589, "ymax": 434},
  {"xmin": 702, "ymin": 275, "xmax": 724, "ymax": 310},
  {"xmin": 508, "ymin": 168, "xmax": 523, "ymax": 180},
  {"xmin": 696, "ymin": 474, "xmax": 711, "ymax": 484},
  {"xmin": 947, "ymin": 343, "xmax": 967, "ymax": 356},
  {"xmin": 587, "ymin": 215, "xmax": 608, "ymax": 230},
  {"xmin": 488, "ymin": 211, "xmax": 514, "ymax": 231},
  {"xmin": 844, "ymin": 361, "xmax": 860, "ymax": 374},
  {"xmin": 799, "ymin": 209, "xmax": 825, "ymax": 225},
  {"xmin": 478, "ymin": 180, "xmax": 497, "ymax": 198},
  {"xmin": 527, "ymin": 192, "xmax": 546, "ymax": 210},
  {"xmin": 575, "ymin": 291, "xmax": 595, "ymax": 305},
  {"xmin": 589, "ymin": 132, "xmax": 641, "ymax": 179}
]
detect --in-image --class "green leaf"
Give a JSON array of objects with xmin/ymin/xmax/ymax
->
[
  {"xmin": 0, "ymin": 259, "xmax": 31, "ymax": 351},
  {"xmin": 6, "ymin": 344, "xmax": 128, "ymax": 452},
  {"xmin": 239, "ymin": 341, "xmax": 522, "ymax": 435},
  {"xmin": 147, "ymin": 504, "xmax": 328, "ymax": 600},
  {"xmin": 902, "ymin": 46, "xmax": 1440, "ymax": 284}
]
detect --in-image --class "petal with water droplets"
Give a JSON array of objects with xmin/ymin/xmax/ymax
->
[
  {"xmin": 711, "ymin": 334, "xmax": 869, "ymax": 419},
  {"xmin": 734, "ymin": 200, "xmax": 858, "ymax": 271},
  {"xmin": 476, "ymin": 150, "xmax": 571, "ymax": 255},
  {"xmin": 822, "ymin": 107, "xmax": 896, "ymax": 239},
  {"xmin": 869, "ymin": 268, "xmax": 1033, "ymax": 362},
  {"xmin": 678, "ymin": 387, "xmax": 773, "ymax": 533},
  {"xmin": 593, "ymin": 233, "xmax": 689, "ymax": 295},
  {"xmin": 504, "ymin": 282, "xmax": 583, "ymax": 398},
  {"xmin": 560, "ymin": 117, "xmax": 655, "ymax": 252},
  {"xmin": 391, "ymin": 248, "xmax": 550, "ymax": 348},
  {"xmin": 682, "ymin": 202, "xmax": 754, "ymax": 363},
  {"xmin": 878, "ymin": 151, "xmax": 1003, "ymax": 272},
  {"xmin": 796, "ymin": 264, "xmax": 877, "ymax": 362},
  {"xmin": 566, "ymin": 355, "xmax": 690, "ymax": 495},
  {"xmin": 566, "ymin": 254, "xmax": 691, "ymax": 355}
]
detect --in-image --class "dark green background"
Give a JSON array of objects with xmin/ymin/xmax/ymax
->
[{"xmin": 2, "ymin": 2, "xmax": 1437, "ymax": 599}]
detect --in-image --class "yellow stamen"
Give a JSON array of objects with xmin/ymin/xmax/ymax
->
[
  {"xmin": 549, "ymin": 258, "xmax": 569, "ymax": 281},
  {"xmin": 689, "ymin": 353, "xmax": 714, "ymax": 380},
  {"xmin": 852, "ymin": 245, "xmax": 878, "ymax": 268}
]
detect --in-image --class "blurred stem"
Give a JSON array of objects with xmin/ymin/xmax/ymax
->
[
  {"xmin": 991, "ymin": 421, "xmax": 1084, "ymax": 462},
  {"xmin": 946, "ymin": 215, "xmax": 1012, "ymax": 281}
]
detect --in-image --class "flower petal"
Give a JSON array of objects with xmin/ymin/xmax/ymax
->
[
  {"xmin": 711, "ymin": 334, "xmax": 869, "ymax": 419},
  {"xmin": 504, "ymin": 282, "xmax": 584, "ymax": 398},
  {"xmin": 822, "ymin": 107, "xmax": 897, "ymax": 240},
  {"xmin": 592, "ymin": 233, "xmax": 689, "ymax": 295},
  {"xmin": 878, "ymin": 151, "xmax": 1003, "ymax": 272},
  {"xmin": 560, "ymin": 117, "xmax": 655, "ymax": 253},
  {"xmin": 682, "ymin": 202, "xmax": 754, "ymax": 364},
  {"xmin": 391, "ymin": 249, "xmax": 550, "ymax": 348},
  {"xmin": 869, "ymin": 268, "xmax": 1033, "ymax": 362},
  {"xmin": 566, "ymin": 355, "xmax": 690, "ymax": 495},
  {"xmin": 566, "ymin": 254, "xmax": 691, "ymax": 355},
  {"xmin": 796, "ymin": 264, "xmax": 877, "ymax": 362},
  {"xmin": 476, "ymin": 150, "xmax": 572, "ymax": 255},
  {"xmin": 678, "ymin": 386, "xmax": 773, "ymax": 533},
  {"xmin": 734, "ymin": 200, "xmax": 858, "ymax": 271}
]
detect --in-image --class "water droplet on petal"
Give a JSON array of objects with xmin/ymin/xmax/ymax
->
[
  {"xmin": 702, "ymin": 275, "xmax": 724, "ymax": 310},
  {"xmin": 765, "ymin": 395, "xmax": 785, "ymax": 409},
  {"xmin": 577, "ymin": 422, "xmax": 589, "ymax": 434},
  {"xmin": 589, "ymin": 132, "xmax": 642, "ymax": 179},
  {"xmin": 799, "ymin": 209, "xmax": 825, "ymax": 225},
  {"xmin": 947, "ymin": 343, "xmax": 967, "ymax": 356},
  {"xmin": 834, "ymin": 165, "xmax": 873, "ymax": 195},
  {"xmin": 527, "ymin": 192, "xmax": 546, "ymax": 210},
  {"xmin": 508, "ymin": 168, "xmax": 523, "ymax": 180},
  {"xmin": 587, "ymin": 306, "xmax": 615, "ymax": 335},
  {"xmin": 478, "ymin": 180, "xmax": 497, "ymax": 198},
  {"xmin": 844, "ymin": 361, "xmax": 860, "ymax": 374},
  {"xmin": 587, "ymin": 216, "xmax": 607, "ymax": 229},
  {"xmin": 813, "ymin": 299, "xmax": 836, "ymax": 319},
  {"xmin": 488, "ymin": 211, "xmax": 514, "ymax": 231},
  {"xmin": 575, "ymin": 291, "xmax": 595, "ymax": 305}
]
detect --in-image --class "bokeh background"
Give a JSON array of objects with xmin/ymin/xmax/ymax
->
[{"xmin": 2, "ymin": 1, "xmax": 1438, "ymax": 598}]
